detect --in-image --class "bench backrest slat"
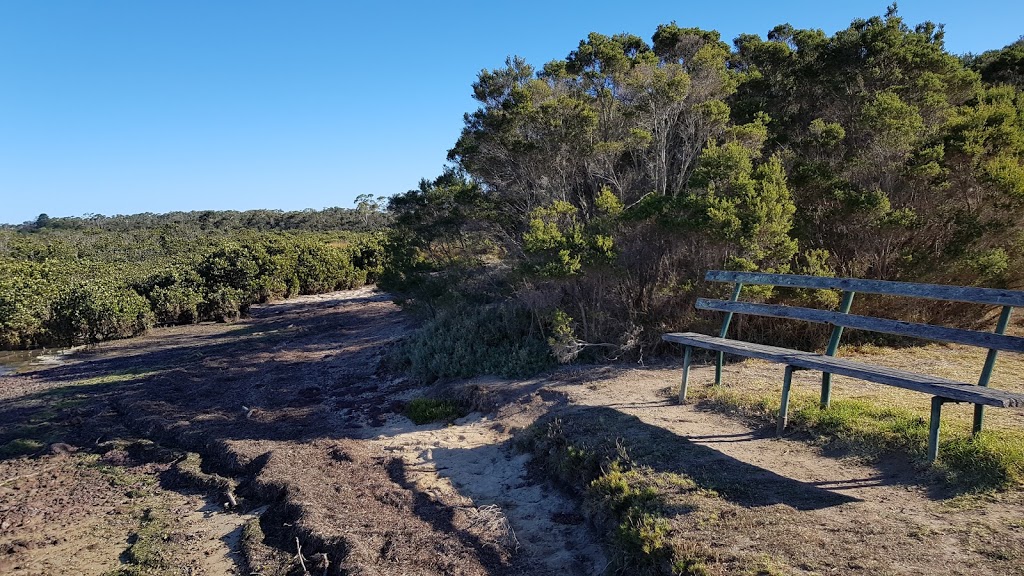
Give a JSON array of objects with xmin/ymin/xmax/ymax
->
[
  {"xmin": 697, "ymin": 299, "xmax": 1024, "ymax": 354},
  {"xmin": 706, "ymin": 271, "xmax": 1024, "ymax": 308}
]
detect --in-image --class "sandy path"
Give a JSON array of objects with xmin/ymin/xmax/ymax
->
[{"xmin": 370, "ymin": 412, "xmax": 608, "ymax": 576}]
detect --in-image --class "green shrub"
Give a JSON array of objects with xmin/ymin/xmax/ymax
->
[
  {"xmin": 47, "ymin": 281, "xmax": 153, "ymax": 345},
  {"xmin": 200, "ymin": 287, "xmax": 248, "ymax": 323},
  {"xmin": 135, "ymin": 267, "xmax": 206, "ymax": 324},
  {"xmin": 404, "ymin": 398, "xmax": 467, "ymax": 424},
  {"xmin": 395, "ymin": 303, "xmax": 553, "ymax": 382},
  {"xmin": 350, "ymin": 233, "xmax": 387, "ymax": 283},
  {"xmin": 295, "ymin": 242, "xmax": 363, "ymax": 294},
  {"xmin": 0, "ymin": 226, "xmax": 377, "ymax": 350},
  {"xmin": 0, "ymin": 260, "xmax": 51, "ymax": 348},
  {"xmin": 520, "ymin": 418, "xmax": 690, "ymax": 575}
]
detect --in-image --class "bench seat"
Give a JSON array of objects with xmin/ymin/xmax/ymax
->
[{"xmin": 663, "ymin": 332, "xmax": 1024, "ymax": 408}]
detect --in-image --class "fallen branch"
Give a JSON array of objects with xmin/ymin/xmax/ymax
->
[{"xmin": 295, "ymin": 537, "xmax": 310, "ymax": 575}]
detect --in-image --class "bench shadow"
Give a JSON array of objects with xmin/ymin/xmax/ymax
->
[{"xmin": 401, "ymin": 407, "xmax": 860, "ymax": 517}]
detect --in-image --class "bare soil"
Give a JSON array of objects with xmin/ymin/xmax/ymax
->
[{"xmin": 0, "ymin": 287, "xmax": 1021, "ymax": 575}]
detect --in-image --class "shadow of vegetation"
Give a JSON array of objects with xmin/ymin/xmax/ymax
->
[
  {"xmin": 0, "ymin": 296, "xmax": 408, "ymax": 457},
  {"xmin": 385, "ymin": 458, "xmax": 512, "ymax": 575},
  {"xmin": 528, "ymin": 405, "xmax": 860, "ymax": 511},
  {"xmin": 0, "ymin": 293, "xmax": 412, "ymax": 573}
]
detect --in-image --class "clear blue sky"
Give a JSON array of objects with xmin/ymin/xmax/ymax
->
[{"xmin": 2, "ymin": 1, "xmax": 1021, "ymax": 224}]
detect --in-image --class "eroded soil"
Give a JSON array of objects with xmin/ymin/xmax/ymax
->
[{"xmin": 1, "ymin": 287, "xmax": 1022, "ymax": 575}]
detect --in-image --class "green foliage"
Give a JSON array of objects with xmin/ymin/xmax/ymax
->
[
  {"xmin": 377, "ymin": 6, "xmax": 1024, "ymax": 369},
  {"xmin": 590, "ymin": 461, "xmax": 675, "ymax": 571},
  {"xmin": 0, "ymin": 217, "xmax": 380, "ymax": 349},
  {"xmin": 103, "ymin": 508, "xmax": 172, "ymax": 576},
  {"xmin": 393, "ymin": 304, "xmax": 552, "ymax": 382},
  {"xmin": 522, "ymin": 200, "xmax": 604, "ymax": 277},
  {"xmin": 520, "ymin": 417, "xmax": 717, "ymax": 575},
  {"xmin": 295, "ymin": 241, "xmax": 365, "ymax": 294},
  {"xmin": 404, "ymin": 398, "xmax": 468, "ymax": 424},
  {"xmin": 968, "ymin": 38, "xmax": 1024, "ymax": 89},
  {"xmin": 0, "ymin": 437, "xmax": 45, "ymax": 458},
  {"xmin": 135, "ymin": 267, "xmax": 205, "ymax": 325},
  {"xmin": 47, "ymin": 281, "xmax": 153, "ymax": 346},
  {"xmin": 547, "ymin": 309, "xmax": 579, "ymax": 363}
]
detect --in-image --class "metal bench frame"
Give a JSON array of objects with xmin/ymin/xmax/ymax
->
[{"xmin": 663, "ymin": 271, "xmax": 1024, "ymax": 462}]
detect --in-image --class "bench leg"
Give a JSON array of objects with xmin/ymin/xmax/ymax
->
[
  {"xmin": 820, "ymin": 373, "xmax": 833, "ymax": 409},
  {"xmin": 715, "ymin": 351, "xmax": 724, "ymax": 386},
  {"xmin": 972, "ymin": 404, "xmax": 985, "ymax": 436},
  {"xmin": 777, "ymin": 365, "xmax": 795, "ymax": 436},
  {"xmin": 679, "ymin": 346, "xmax": 693, "ymax": 404},
  {"xmin": 928, "ymin": 397, "xmax": 947, "ymax": 463}
]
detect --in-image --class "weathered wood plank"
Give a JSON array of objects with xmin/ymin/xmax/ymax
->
[
  {"xmin": 705, "ymin": 271, "xmax": 1024, "ymax": 308},
  {"xmin": 661, "ymin": 332, "xmax": 1024, "ymax": 408},
  {"xmin": 696, "ymin": 299, "xmax": 1024, "ymax": 354}
]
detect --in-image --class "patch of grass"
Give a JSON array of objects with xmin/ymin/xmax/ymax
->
[
  {"xmin": 743, "ymin": 555, "xmax": 788, "ymax": 576},
  {"xmin": 73, "ymin": 368, "xmax": 161, "ymax": 387},
  {"xmin": 79, "ymin": 454, "xmax": 157, "ymax": 490},
  {"xmin": 692, "ymin": 386, "xmax": 1024, "ymax": 491},
  {"xmin": 520, "ymin": 417, "xmax": 717, "ymax": 575},
  {"xmin": 590, "ymin": 461, "xmax": 676, "ymax": 572},
  {"xmin": 939, "ymin": 431, "xmax": 1024, "ymax": 490},
  {"xmin": 103, "ymin": 508, "xmax": 172, "ymax": 576},
  {"xmin": 404, "ymin": 397, "xmax": 468, "ymax": 425},
  {"xmin": 0, "ymin": 438, "xmax": 45, "ymax": 458}
]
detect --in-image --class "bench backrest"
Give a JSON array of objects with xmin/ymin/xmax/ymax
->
[{"xmin": 700, "ymin": 271, "xmax": 1024, "ymax": 386}]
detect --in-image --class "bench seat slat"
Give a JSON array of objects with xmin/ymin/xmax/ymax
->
[
  {"xmin": 706, "ymin": 271, "xmax": 1024, "ymax": 308},
  {"xmin": 662, "ymin": 332, "xmax": 1024, "ymax": 408},
  {"xmin": 696, "ymin": 299, "xmax": 1024, "ymax": 354}
]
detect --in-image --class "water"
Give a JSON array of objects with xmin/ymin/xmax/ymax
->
[{"xmin": 0, "ymin": 347, "xmax": 77, "ymax": 375}]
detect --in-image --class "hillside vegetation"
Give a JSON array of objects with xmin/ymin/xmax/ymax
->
[
  {"xmin": 383, "ymin": 7, "xmax": 1024, "ymax": 380},
  {"xmin": 0, "ymin": 208, "xmax": 386, "ymax": 349}
]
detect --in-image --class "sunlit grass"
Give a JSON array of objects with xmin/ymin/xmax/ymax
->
[
  {"xmin": 404, "ymin": 397, "xmax": 468, "ymax": 425},
  {"xmin": 675, "ymin": 340, "xmax": 1024, "ymax": 491}
]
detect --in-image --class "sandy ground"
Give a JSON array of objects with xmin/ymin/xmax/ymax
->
[{"xmin": 0, "ymin": 286, "xmax": 1022, "ymax": 575}]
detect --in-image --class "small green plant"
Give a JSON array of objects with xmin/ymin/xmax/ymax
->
[
  {"xmin": 519, "ymin": 418, "xmax": 708, "ymax": 575},
  {"xmin": 0, "ymin": 437, "xmax": 45, "ymax": 458},
  {"xmin": 103, "ymin": 508, "xmax": 171, "ymax": 575},
  {"xmin": 404, "ymin": 398, "xmax": 467, "ymax": 425}
]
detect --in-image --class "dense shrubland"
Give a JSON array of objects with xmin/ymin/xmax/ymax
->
[
  {"xmin": 384, "ymin": 7, "xmax": 1024, "ymax": 381},
  {"xmin": 0, "ymin": 209, "xmax": 385, "ymax": 349}
]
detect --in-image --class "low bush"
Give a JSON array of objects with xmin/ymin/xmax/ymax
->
[
  {"xmin": 393, "ymin": 303, "xmax": 553, "ymax": 382},
  {"xmin": 47, "ymin": 281, "xmax": 153, "ymax": 346},
  {"xmin": 0, "ymin": 230, "xmax": 381, "ymax": 349}
]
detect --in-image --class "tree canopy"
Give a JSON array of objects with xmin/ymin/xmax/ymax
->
[{"xmin": 384, "ymin": 6, "xmax": 1024, "ymax": 374}]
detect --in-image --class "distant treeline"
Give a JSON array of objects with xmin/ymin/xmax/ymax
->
[
  {"xmin": 382, "ymin": 7, "xmax": 1024, "ymax": 381},
  {"xmin": 6, "ymin": 203, "xmax": 389, "ymax": 233},
  {"xmin": 0, "ymin": 207, "xmax": 385, "ymax": 349}
]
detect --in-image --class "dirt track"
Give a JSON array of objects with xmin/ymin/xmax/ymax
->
[{"xmin": 1, "ymin": 287, "xmax": 1022, "ymax": 575}]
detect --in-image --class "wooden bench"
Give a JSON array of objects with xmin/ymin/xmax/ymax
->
[{"xmin": 663, "ymin": 271, "xmax": 1024, "ymax": 462}]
